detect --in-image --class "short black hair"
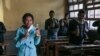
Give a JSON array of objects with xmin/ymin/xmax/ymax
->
[
  {"xmin": 22, "ymin": 13, "xmax": 34, "ymax": 24},
  {"xmin": 49, "ymin": 10, "xmax": 55, "ymax": 14},
  {"xmin": 78, "ymin": 10, "xmax": 85, "ymax": 15}
]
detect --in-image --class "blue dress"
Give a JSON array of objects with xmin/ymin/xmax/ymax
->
[{"xmin": 15, "ymin": 26, "xmax": 41, "ymax": 56}]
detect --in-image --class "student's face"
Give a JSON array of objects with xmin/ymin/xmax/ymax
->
[
  {"xmin": 49, "ymin": 12, "xmax": 55, "ymax": 18},
  {"xmin": 78, "ymin": 13, "xmax": 85, "ymax": 20},
  {"xmin": 24, "ymin": 16, "xmax": 33, "ymax": 28}
]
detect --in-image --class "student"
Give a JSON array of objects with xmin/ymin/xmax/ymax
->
[
  {"xmin": 45, "ymin": 10, "xmax": 59, "ymax": 39},
  {"xmin": 15, "ymin": 13, "xmax": 41, "ymax": 56},
  {"xmin": 0, "ymin": 21, "xmax": 6, "ymax": 55},
  {"xmin": 68, "ymin": 10, "xmax": 89, "ymax": 45},
  {"xmin": 93, "ymin": 20, "xmax": 100, "ymax": 34},
  {"xmin": 58, "ymin": 13, "xmax": 69, "ymax": 36}
]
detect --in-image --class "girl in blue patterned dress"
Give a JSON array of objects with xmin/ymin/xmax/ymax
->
[{"xmin": 15, "ymin": 13, "xmax": 41, "ymax": 56}]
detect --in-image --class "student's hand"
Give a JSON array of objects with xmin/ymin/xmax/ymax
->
[
  {"xmin": 72, "ymin": 30, "xmax": 79, "ymax": 37},
  {"xmin": 48, "ymin": 24, "xmax": 54, "ymax": 29},
  {"xmin": 36, "ymin": 29, "xmax": 41, "ymax": 37},
  {"xmin": 50, "ymin": 23, "xmax": 55, "ymax": 28},
  {"xmin": 23, "ymin": 30, "xmax": 29, "ymax": 38},
  {"xmin": 61, "ymin": 20, "xmax": 64, "ymax": 26}
]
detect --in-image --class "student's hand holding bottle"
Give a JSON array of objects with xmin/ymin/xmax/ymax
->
[{"xmin": 36, "ymin": 24, "xmax": 41, "ymax": 37}]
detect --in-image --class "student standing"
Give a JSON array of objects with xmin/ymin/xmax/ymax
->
[
  {"xmin": 45, "ymin": 10, "xmax": 59, "ymax": 39},
  {"xmin": 15, "ymin": 13, "xmax": 41, "ymax": 56},
  {"xmin": 0, "ymin": 21, "xmax": 6, "ymax": 55},
  {"xmin": 58, "ymin": 13, "xmax": 69, "ymax": 36},
  {"xmin": 68, "ymin": 10, "xmax": 89, "ymax": 45}
]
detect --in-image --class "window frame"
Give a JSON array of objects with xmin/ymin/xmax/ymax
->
[{"xmin": 67, "ymin": 0, "xmax": 100, "ymax": 30}]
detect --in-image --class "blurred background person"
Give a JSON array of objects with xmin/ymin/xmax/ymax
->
[
  {"xmin": 0, "ymin": 21, "xmax": 6, "ymax": 55},
  {"xmin": 67, "ymin": 10, "xmax": 89, "ymax": 45},
  {"xmin": 58, "ymin": 13, "xmax": 69, "ymax": 36},
  {"xmin": 45, "ymin": 10, "xmax": 59, "ymax": 39}
]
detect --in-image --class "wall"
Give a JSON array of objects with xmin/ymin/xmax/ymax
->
[
  {"xmin": 0, "ymin": 0, "xmax": 4, "ymax": 22},
  {"xmin": 3, "ymin": 0, "xmax": 65, "ymax": 31}
]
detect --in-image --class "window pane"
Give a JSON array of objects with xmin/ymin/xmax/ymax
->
[
  {"xmin": 70, "ymin": 12, "xmax": 75, "ymax": 18},
  {"xmin": 69, "ymin": 0, "xmax": 73, "ymax": 3},
  {"xmin": 95, "ymin": 9, "xmax": 100, "ymax": 18},
  {"xmin": 87, "ymin": 0, "xmax": 93, "ymax": 4},
  {"xmin": 75, "ymin": 11, "xmax": 78, "ymax": 17},
  {"xmin": 94, "ymin": 4, "xmax": 100, "ymax": 7},
  {"xmin": 88, "ymin": 10, "xmax": 94, "ymax": 18},
  {"xmin": 74, "ymin": 4, "xmax": 78, "ymax": 10},
  {"xmin": 94, "ymin": 0, "xmax": 100, "ymax": 2},
  {"xmin": 87, "ymin": 5, "xmax": 93, "ymax": 8},
  {"xmin": 69, "ymin": 5, "xmax": 74, "ymax": 11},
  {"xmin": 79, "ymin": 4, "xmax": 83, "ymax": 9},
  {"xmin": 73, "ymin": 0, "xmax": 77, "ymax": 2}
]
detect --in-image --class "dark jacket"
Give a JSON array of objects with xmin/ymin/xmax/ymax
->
[
  {"xmin": 0, "ymin": 22, "xmax": 6, "ymax": 55},
  {"xmin": 67, "ymin": 19, "xmax": 88, "ymax": 45},
  {"xmin": 58, "ymin": 19, "xmax": 69, "ymax": 36},
  {"xmin": 45, "ymin": 18, "xmax": 59, "ymax": 39}
]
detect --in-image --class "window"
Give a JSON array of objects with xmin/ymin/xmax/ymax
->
[
  {"xmin": 87, "ymin": 5, "xmax": 93, "ymax": 8},
  {"xmin": 68, "ymin": 0, "xmax": 83, "ymax": 19},
  {"xmin": 87, "ymin": 0, "xmax": 93, "ymax": 4},
  {"xmin": 70, "ymin": 12, "xmax": 75, "ymax": 18},
  {"xmin": 69, "ymin": 5, "xmax": 74, "ymax": 11},
  {"xmin": 94, "ymin": 0, "xmax": 100, "ymax": 2},
  {"xmin": 73, "ymin": 0, "xmax": 77, "ymax": 2},
  {"xmin": 67, "ymin": 0, "xmax": 100, "ymax": 30},
  {"xmin": 74, "ymin": 4, "xmax": 78, "ymax": 10},
  {"xmin": 95, "ymin": 9, "xmax": 100, "ymax": 18},
  {"xmin": 94, "ymin": 4, "xmax": 100, "ymax": 7},
  {"xmin": 86, "ymin": 0, "xmax": 100, "ymax": 19},
  {"xmin": 75, "ymin": 11, "xmax": 78, "ymax": 17},
  {"xmin": 88, "ymin": 10, "xmax": 94, "ymax": 18},
  {"xmin": 79, "ymin": 4, "xmax": 83, "ymax": 9},
  {"xmin": 69, "ymin": 0, "xmax": 73, "ymax": 3}
]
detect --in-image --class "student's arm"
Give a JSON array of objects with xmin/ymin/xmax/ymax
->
[
  {"xmin": 54, "ymin": 19, "xmax": 59, "ymax": 28},
  {"xmin": 84, "ymin": 22, "xmax": 89, "ymax": 39},
  {"xmin": 45, "ymin": 20, "xmax": 48, "ymax": 30},
  {"xmin": 34, "ymin": 29, "xmax": 41, "ymax": 45},
  {"xmin": 45, "ymin": 19, "xmax": 51, "ymax": 29},
  {"xmin": 15, "ymin": 29, "xmax": 25, "ymax": 48},
  {"xmin": 59, "ymin": 19, "xmax": 64, "ymax": 27}
]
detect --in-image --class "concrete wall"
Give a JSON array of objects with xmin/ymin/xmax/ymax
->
[
  {"xmin": 2, "ymin": 0, "xmax": 65, "ymax": 31},
  {"xmin": 0, "ymin": 0, "xmax": 4, "ymax": 22}
]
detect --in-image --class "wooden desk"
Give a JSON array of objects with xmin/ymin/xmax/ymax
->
[
  {"xmin": 45, "ymin": 39, "xmax": 68, "ymax": 56},
  {"xmin": 56, "ymin": 44, "xmax": 100, "ymax": 56}
]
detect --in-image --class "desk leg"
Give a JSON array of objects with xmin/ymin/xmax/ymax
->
[
  {"xmin": 55, "ymin": 45, "xmax": 58, "ymax": 56},
  {"xmin": 46, "ymin": 45, "xmax": 49, "ymax": 56}
]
